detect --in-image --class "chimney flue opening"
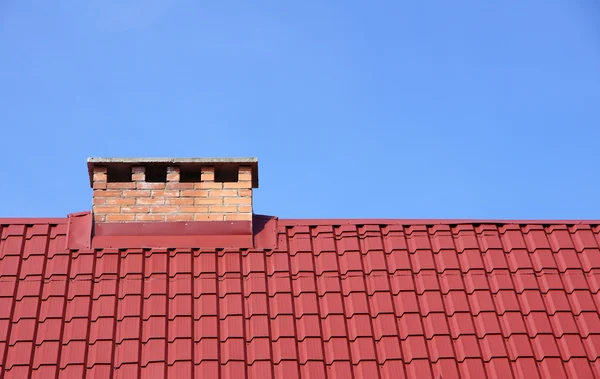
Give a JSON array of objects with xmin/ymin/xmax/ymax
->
[
  {"xmin": 106, "ymin": 165, "xmax": 132, "ymax": 182},
  {"xmin": 144, "ymin": 165, "xmax": 167, "ymax": 183},
  {"xmin": 180, "ymin": 166, "xmax": 202, "ymax": 183},
  {"xmin": 214, "ymin": 165, "xmax": 239, "ymax": 183}
]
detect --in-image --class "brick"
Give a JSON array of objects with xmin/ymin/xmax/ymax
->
[
  {"xmin": 152, "ymin": 190, "xmax": 179, "ymax": 197},
  {"xmin": 94, "ymin": 190, "xmax": 121, "ymax": 197},
  {"xmin": 239, "ymin": 166, "xmax": 252, "ymax": 174},
  {"xmin": 136, "ymin": 214, "xmax": 165, "ymax": 222},
  {"xmin": 94, "ymin": 214, "xmax": 106, "ymax": 222},
  {"xmin": 181, "ymin": 190, "xmax": 209, "ymax": 197},
  {"xmin": 209, "ymin": 190, "xmax": 238, "ymax": 197},
  {"xmin": 239, "ymin": 173, "xmax": 252, "ymax": 181},
  {"xmin": 201, "ymin": 167, "xmax": 215, "ymax": 181},
  {"xmin": 196, "ymin": 182, "xmax": 222, "ymax": 190},
  {"xmin": 106, "ymin": 214, "xmax": 136, "ymax": 222},
  {"xmin": 224, "ymin": 197, "xmax": 252, "ymax": 205},
  {"xmin": 136, "ymin": 198, "xmax": 165, "ymax": 205},
  {"xmin": 121, "ymin": 206, "xmax": 151, "ymax": 213},
  {"xmin": 93, "ymin": 181, "xmax": 107, "ymax": 190},
  {"xmin": 93, "ymin": 168, "xmax": 107, "ymax": 181},
  {"xmin": 150, "ymin": 206, "xmax": 179, "ymax": 213},
  {"xmin": 166, "ymin": 214, "xmax": 194, "ymax": 222},
  {"xmin": 122, "ymin": 190, "xmax": 150, "ymax": 197},
  {"xmin": 225, "ymin": 213, "xmax": 253, "ymax": 221},
  {"xmin": 180, "ymin": 206, "xmax": 209, "ymax": 213},
  {"xmin": 239, "ymin": 190, "xmax": 252, "ymax": 197},
  {"xmin": 107, "ymin": 182, "xmax": 136, "ymax": 189},
  {"xmin": 93, "ymin": 206, "xmax": 121, "ymax": 213},
  {"xmin": 93, "ymin": 198, "xmax": 106, "ymax": 205},
  {"xmin": 195, "ymin": 198, "xmax": 223, "ymax": 205},
  {"xmin": 209, "ymin": 205, "xmax": 237, "ymax": 213},
  {"xmin": 166, "ymin": 198, "xmax": 194, "ymax": 205},
  {"xmin": 106, "ymin": 198, "xmax": 136, "ymax": 206},
  {"xmin": 223, "ymin": 181, "xmax": 252, "ymax": 189},
  {"xmin": 238, "ymin": 206, "xmax": 252, "ymax": 213},
  {"xmin": 136, "ymin": 182, "xmax": 165, "ymax": 190},
  {"xmin": 132, "ymin": 167, "xmax": 145, "ymax": 182},
  {"xmin": 167, "ymin": 167, "xmax": 180, "ymax": 182},
  {"xmin": 195, "ymin": 213, "xmax": 225, "ymax": 221},
  {"xmin": 166, "ymin": 183, "xmax": 194, "ymax": 190}
]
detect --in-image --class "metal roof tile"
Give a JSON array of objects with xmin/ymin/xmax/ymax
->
[
  {"xmin": 499, "ymin": 312, "xmax": 528, "ymax": 337},
  {"xmin": 458, "ymin": 358, "xmax": 487, "ymax": 379},
  {"xmin": 402, "ymin": 336, "xmax": 429, "ymax": 361},
  {"xmin": 1, "ymin": 218, "xmax": 600, "ymax": 377},
  {"xmin": 428, "ymin": 335, "xmax": 454, "ymax": 362},
  {"xmin": 295, "ymin": 315, "xmax": 321, "ymax": 341}
]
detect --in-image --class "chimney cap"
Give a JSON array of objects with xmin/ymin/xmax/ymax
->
[{"xmin": 87, "ymin": 157, "xmax": 259, "ymax": 187}]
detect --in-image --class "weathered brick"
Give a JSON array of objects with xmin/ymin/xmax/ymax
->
[
  {"xmin": 93, "ymin": 206, "xmax": 121, "ymax": 213},
  {"xmin": 93, "ymin": 168, "xmax": 107, "ymax": 181},
  {"xmin": 136, "ymin": 182, "xmax": 165, "ymax": 190},
  {"xmin": 121, "ymin": 206, "xmax": 151, "ymax": 213},
  {"xmin": 209, "ymin": 190, "xmax": 238, "ymax": 197},
  {"xmin": 93, "ymin": 181, "xmax": 107, "ymax": 190},
  {"xmin": 136, "ymin": 214, "xmax": 165, "ymax": 222},
  {"xmin": 181, "ymin": 190, "xmax": 209, "ymax": 197},
  {"xmin": 150, "ymin": 206, "xmax": 179, "ymax": 213},
  {"xmin": 201, "ymin": 167, "xmax": 215, "ymax": 181},
  {"xmin": 106, "ymin": 198, "xmax": 136, "ymax": 206},
  {"xmin": 167, "ymin": 166, "xmax": 180, "ymax": 182},
  {"xmin": 122, "ymin": 190, "xmax": 150, "ymax": 197},
  {"xmin": 224, "ymin": 197, "xmax": 252, "ymax": 205},
  {"xmin": 152, "ymin": 190, "xmax": 179, "ymax": 197},
  {"xmin": 238, "ymin": 173, "xmax": 252, "ymax": 181},
  {"xmin": 180, "ymin": 206, "xmax": 209, "ymax": 213},
  {"xmin": 195, "ymin": 213, "xmax": 225, "ymax": 221},
  {"xmin": 166, "ymin": 198, "xmax": 194, "ymax": 205},
  {"xmin": 225, "ymin": 213, "xmax": 253, "ymax": 221},
  {"xmin": 93, "ymin": 198, "xmax": 106, "ymax": 205},
  {"xmin": 136, "ymin": 197, "xmax": 165, "ymax": 205},
  {"xmin": 166, "ymin": 182, "xmax": 194, "ymax": 190},
  {"xmin": 107, "ymin": 182, "xmax": 136, "ymax": 190},
  {"xmin": 93, "ymin": 213, "xmax": 106, "ymax": 222},
  {"xmin": 238, "ymin": 166, "xmax": 252, "ymax": 175},
  {"xmin": 195, "ymin": 198, "xmax": 223, "ymax": 205},
  {"xmin": 132, "ymin": 167, "xmax": 145, "ymax": 182},
  {"xmin": 94, "ymin": 190, "xmax": 121, "ymax": 197},
  {"xmin": 223, "ymin": 181, "xmax": 252, "ymax": 189},
  {"xmin": 239, "ymin": 189, "xmax": 252, "ymax": 197},
  {"xmin": 238, "ymin": 206, "xmax": 252, "ymax": 213},
  {"xmin": 166, "ymin": 214, "xmax": 194, "ymax": 222},
  {"xmin": 209, "ymin": 205, "xmax": 237, "ymax": 213},
  {"xmin": 196, "ymin": 182, "xmax": 222, "ymax": 190},
  {"xmin": 106, "ymin": 214, "xmax": 136, "ymax": 222}
]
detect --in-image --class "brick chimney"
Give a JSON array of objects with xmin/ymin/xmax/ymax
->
[{"xmin": 87, "ymin": 158, "xmax": 258, "ymax": 223}]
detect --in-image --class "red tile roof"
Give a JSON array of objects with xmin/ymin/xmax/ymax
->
[{"xmin": 1, "ymin": 217, "xmax": 600, "ymax": 378}]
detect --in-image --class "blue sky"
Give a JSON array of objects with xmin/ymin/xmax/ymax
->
[{"xmin": 1, "ymin": 1, "xmax": 599, "ymax": 219}]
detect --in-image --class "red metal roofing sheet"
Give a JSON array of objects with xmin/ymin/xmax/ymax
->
[{"xmin": 0, "ymin": 218, "xmax": 599, "ymax": 378}]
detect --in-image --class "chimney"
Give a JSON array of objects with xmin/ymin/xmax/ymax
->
[{"xmin": 87, "ymin": 158, "xmax": 258, "ymax": 223}]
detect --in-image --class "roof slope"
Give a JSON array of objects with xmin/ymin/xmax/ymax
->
[{"xmin": 0, "ymin": 218, "xmax": 600, "ymax": 378}]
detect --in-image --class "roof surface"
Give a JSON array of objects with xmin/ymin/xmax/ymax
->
[{"xmin": 1, "ymin": 217, "xmax": 600, "ymax": 378}]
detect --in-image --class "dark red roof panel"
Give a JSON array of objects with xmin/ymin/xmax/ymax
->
[{"xmin": 0, "ymin": 218, "xmax": 600, "ymax": 378}]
